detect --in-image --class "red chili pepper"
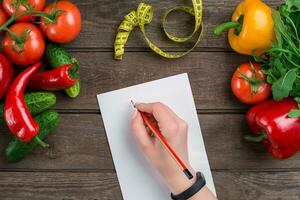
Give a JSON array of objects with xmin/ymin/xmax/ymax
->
[
  {"xmin": 28, "ymin": 64, "xmax": 78, "ymax": 91},
  {"xmin": 0, "ymin": 53, "xmax": 14, "ymax": 100},
  {"xmin": 4, "ymin": 62, "xmax": 48, "ymax": 147},
  {"xmin": 245, "ymin": 98, "xmax": 300, "ymax": 159}
]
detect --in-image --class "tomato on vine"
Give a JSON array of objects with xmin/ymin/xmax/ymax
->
[
  {"xmin": 231, "ymin": 62, "xmax": 271, "ymax": 104},
  {"xmin": 2, "ymin": 0, "xmax": 46, "ymax": 22},
  {"xmin": 2, "ymin": 23, "xmax": 45, "ymax": 66},
  {"xmin": 39, "ymin": 1, "xmax": 81, "ymax": 43}
]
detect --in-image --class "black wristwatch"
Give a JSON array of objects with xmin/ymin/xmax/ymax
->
[{"xmin": 171, "ymin": 172, "xmax": 206, "ymax": 200}]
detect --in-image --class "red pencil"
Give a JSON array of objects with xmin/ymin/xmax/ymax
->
[{"xmin": 131, "ymin": 101, "xmax": 194, "ymax": 180}]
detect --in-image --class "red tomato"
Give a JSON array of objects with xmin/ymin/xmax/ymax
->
[
  {"xmin": 231, "ymin": 62, "xmax": 271, "ymax": 104},
  {"xmin": 39, "ymin": 1, "xmax": 81, "ymax": 43},
  {"xmin": 0, "ymin": 53, "xmax": 14, "ymax": 100},
  {"xmin": 0, "ymin": 5, "xmax": 8, "ymax": 26},
  {"xmin": 2, "ymin": 0, "xmax": 46, "ymax": 22},
  {"xmin": 3, "ymin": 23, "xmax": 45, "ymax": 66}
]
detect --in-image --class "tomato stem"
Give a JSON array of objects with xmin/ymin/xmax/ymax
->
[
  {"xmin": 0, "ymin": 11, "xmax": 30, "ymax": 31},
  {"xmin": 13, "ymin": 0, "xmax": 32, "ymax": 11},
  {"xmin": 43, "ymin": 1, "xmax": 63, "ymax": 24},
  {"xmin": 3, "ymin": 24, "xmax": 32, "ymax": 52},
  {"xmin": 3, "ymin": 27, "xmax": 18, "ymax": 40},
  {"xmin": 0, "ymin": 1, "xmax": 56, "ymax": 32},
  {"xmin": 237, "ymin": 62, "xmax": 264, "ymax": 95}
]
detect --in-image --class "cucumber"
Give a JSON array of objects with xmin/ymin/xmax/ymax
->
[
  {"xmin": 46, "ymin": 43, "xmax": 81, "ymax": 98},
  {"xmin": 5, "ymin": 109, "xmax": 60, "ymax": 163},
  {"xmin": 0, "ymin": 92, "xmax": 56, "ymax": 124}
]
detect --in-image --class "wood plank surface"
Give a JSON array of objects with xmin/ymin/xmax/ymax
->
[
  {"xmin": 1, "ymin": 113, "xmax": 299, "ymax": 171},
  {"xmin": 64, "ymin": 0, "xmax": 282, "ymax": 50},
  {"xmin": 214, "ymin": 171, "xmax": 300, "ymax": 200},
  {"xmin": 0, "ymin": 170, "xmax": 299, "ymax": 200},
  {"xmin": 1, "ymin": 0, "xmax": 298, "ymax": 199},
  {"xmin": 53, "ymin": 51, "xmax": 250, "ymax": 111},
  {"xmin": 0, "ymin": 171, "xmax": 122, "ymax": 200}
]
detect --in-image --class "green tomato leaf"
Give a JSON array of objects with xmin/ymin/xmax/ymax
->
[
  {"xmin": 272, "ymin": 69, "xmax": 297, "ymax": 101},
  {"xmin": 288, "ymin": 109, "xmax": 300, "ymax": 118}
]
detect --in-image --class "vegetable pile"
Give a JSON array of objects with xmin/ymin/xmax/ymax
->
[
  {"xmin": 214, "ymin": 0, "xmax": 300, "ymax": 159},
  {"xmin": 0, "ymin": 0, "xmax": 82, "ymax": 162}
]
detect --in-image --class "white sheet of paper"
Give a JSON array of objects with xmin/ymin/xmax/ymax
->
[{"xmin": 97, "ymin": 73, "xmax": 216, "ymax": 200}]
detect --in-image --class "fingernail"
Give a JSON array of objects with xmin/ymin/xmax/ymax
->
[{"xmin": 132, "ymin": 110, "xmax": 138, "ymax": 119}]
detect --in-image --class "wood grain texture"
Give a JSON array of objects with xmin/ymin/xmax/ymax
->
[
  {"xmin": 0, "ymin": 171, "xmax": 299, "ymax": 200},
  {"xmin": 64, "ymin": 0, "xmax": 282, "ymax": 50},
  {"xmin": 213, "ymin": 171, "xmax": 300, "ymax": 200},
  {"xmin": 0, "ymin": 171, "xmax": 122, "ymax": 200},
  {"xmin": 1, "ymin": 113, "xmax": 299, "ymax": 171},
  {"xmin": 53, "ymin": 51, "xmax": 250, "ymax": 111}
]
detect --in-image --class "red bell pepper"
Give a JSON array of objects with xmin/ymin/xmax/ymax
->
[
  {"xmin": 28, "ymin": 64, "xmax": 78, "ymax": 91},
  {"xmin": 245, "ymin": 98, "xmax": 300, "ymax": 159},
  {"xmin": 0, "ymin": 53, "xmax": 14, "ymax": 100},
  {"xmin": 4, "ymin": 62, "xmax": 49, "ymax": 147}
]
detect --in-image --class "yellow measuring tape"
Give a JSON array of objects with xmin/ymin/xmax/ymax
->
[{"xmin": 114, "ymin": 0, "xmax": 204, "ymax": 60}]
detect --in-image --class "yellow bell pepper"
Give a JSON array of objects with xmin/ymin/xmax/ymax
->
[{"xmin": 214, "ymin": 0, "xmax": 274, "ymax": 56}]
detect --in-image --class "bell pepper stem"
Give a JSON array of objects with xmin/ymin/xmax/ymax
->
[
  {"xmin": 34, "ymin": 136, "xmax": 50, "ymax": 148},
  {"xmin": 213, "ymin": 21, "xmax": 241, "ymax": 36},
  {"xmin": 244, "ymin": 132, "xmax": 268, "ymax": 143},
  {"xmin": 214, "ymin": 15, "xmax": 244, "ymax": 36}
]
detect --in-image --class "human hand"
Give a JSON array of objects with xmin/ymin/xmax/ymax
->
[{"xmin": 131, "ymin": 102, "xmax": 196, "ymax": 194}]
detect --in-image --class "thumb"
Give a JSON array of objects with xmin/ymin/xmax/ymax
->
[{"xmin": 131, "ymin": 110, "xmax": 154, "ymax": 153}]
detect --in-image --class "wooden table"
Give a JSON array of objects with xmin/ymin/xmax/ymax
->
[{"xmin": 0, "ymin": 0, "xmax": 300, "ymax": 199}]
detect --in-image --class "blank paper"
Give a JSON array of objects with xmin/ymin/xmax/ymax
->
[{"xmin": 97, "ymin": 73, "xmax": 216, "ymax": 200}]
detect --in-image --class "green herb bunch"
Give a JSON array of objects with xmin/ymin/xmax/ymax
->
[{"xmin": 255, "ymin": 0, "xmax": 300, "ymax": 116}]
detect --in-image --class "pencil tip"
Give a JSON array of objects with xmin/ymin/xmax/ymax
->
[{"xmin": 130, "ymin": 100, "xmax": 135, "ymax": 108}]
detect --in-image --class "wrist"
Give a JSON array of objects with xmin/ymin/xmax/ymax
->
[{"xmin": 164, "ymin": 167, "xmax": 197, "ymax": 195}]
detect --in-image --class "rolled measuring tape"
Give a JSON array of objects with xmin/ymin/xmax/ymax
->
[{"xmin": 114, "ymin": 0, "xmax": 204, "ymax": 60}]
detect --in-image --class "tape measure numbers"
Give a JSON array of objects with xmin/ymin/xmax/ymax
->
[{"xmin": 114, "ymin": 0, "xmax": 204, "ymax": 60}]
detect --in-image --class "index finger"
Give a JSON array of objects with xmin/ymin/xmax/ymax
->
[{"xmin": 134, "ymin": 102, "xmax": 177, "ymax": 126}]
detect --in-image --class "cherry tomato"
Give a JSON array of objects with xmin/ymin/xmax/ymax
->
[
  {"xmin": 2, "ymin": 0, "xmax": 45, "ymax": 22},
  {"xmin": 0, "ymin": 53, "xmax": 14, "ymax": 100},
  {"xmin": 39, "ymin": 1, "xmax": 81, "ymax": 43},
  {"xmin": 3, "ymin": 23, "xmax": 45, "ymax": 66},
  {"xmin": 231, "ymin": 62, "xmax": 271, "ymax": 104},
  {"xmin": 0, "ymin": 5, "xmax": 8, "ymax": 26}
]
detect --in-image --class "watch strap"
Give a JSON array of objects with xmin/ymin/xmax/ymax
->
[{"xmin": 171, "ymin": 172, "xmax": 206, "ymax": 200}]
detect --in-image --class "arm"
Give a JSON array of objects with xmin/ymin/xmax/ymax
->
[{"xmin": 131, "ymin": 102, "xmax": 217, "ymax": 200}]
